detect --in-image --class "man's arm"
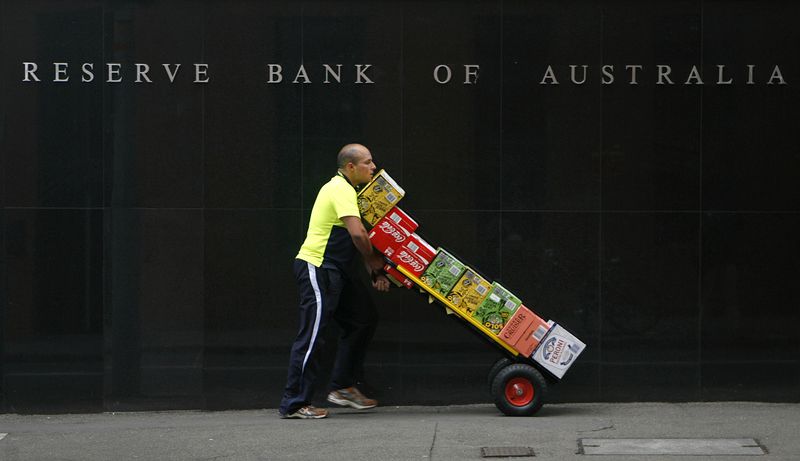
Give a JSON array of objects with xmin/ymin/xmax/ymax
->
[{"xmin": 341, "ymin": 215, "xmax": 385, "ymax": 273}]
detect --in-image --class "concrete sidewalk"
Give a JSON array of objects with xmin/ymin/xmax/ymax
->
[{"xmin": 1, "ymin": 402, "xmax": 799, "ymax": 460}]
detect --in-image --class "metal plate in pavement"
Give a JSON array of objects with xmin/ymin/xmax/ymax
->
[
  {"xmin": 578, "ymin": 438, "xmax": 766, "ymax": 456},
  {"xmin": 481, "ymin": 446, "xmax": 535, "ymax": 458}
]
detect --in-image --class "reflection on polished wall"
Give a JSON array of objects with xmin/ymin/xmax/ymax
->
[{"xmin": 1, "ymin": 1, "xmax": 799, "ymax": 412}]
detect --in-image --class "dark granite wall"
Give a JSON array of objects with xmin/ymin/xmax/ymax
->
[{"xmin": 2, "ymin": 1, "xmax": 798, "ymax": 412}]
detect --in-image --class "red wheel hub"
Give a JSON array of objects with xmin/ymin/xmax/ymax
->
[{"xmin": 505, "ymin": 377, "xmax": 534, "ymax": 407}]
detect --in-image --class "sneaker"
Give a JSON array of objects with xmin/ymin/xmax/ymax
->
[
  {"xmin": 280, "ymin": 405, "xmax": 328, "ymax": 419},
  {"xmin": 327, "ymin": 387, "xmax": 378, "ymax": 410}
]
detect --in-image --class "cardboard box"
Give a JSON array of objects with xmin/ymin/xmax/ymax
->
[
  {"xmin": 369, "ymin": 217, "xmax": 411, "ymax": 257},
  {"xmin": 420, "ymin": 248, "xmax": 467, "ymax": 296},
  {"xmin": 531, "ymin": 323, "xmax": 586, "ymax": 379},
  {"xmin": 402, "ymin": 233, "xmax": 436, "ymax": 263},
  {"xmin": 446, "ymin": 269, "xmax": 492, "ymax": 316},
  {"xmin": 382, "ymin": 207, "xmax": 418, "ymax": 235},
  {"xmin": 498, "ymin": 305, "xmax": 550, "ymax": 355},
  {"xmin": 383, "ymin": 263, "xmax": 413, "ymax": 289},
  {"xmin": 357, "ymin": 170, "xmax": 405, "ymax": 227},
  {"xmin": 515, "ymin": 319, "xmax": 552, "ymax": 356},
  {"xmin": 472, "ymin": 283, "xmax": 523, "ymax": 334},
  {"xmin": 370, "ymin": 225, "xmax": 435, "ymax": 280},
  {"xmin": 391, "ymin": 233, "xmax": 436, "ymax": 278}
]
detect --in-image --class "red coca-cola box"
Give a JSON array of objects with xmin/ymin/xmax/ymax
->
[
  {"xmin": 369, "ymin": 217, "xmax": 412, "ymax": 258},
  {"xmin": 390, "ymin": 233, "xmax": 436, "ymax": 278},
  {"xmin": 403, "ymin": 233, "xmax": 436, "ymax": 263},
  {"xmin": 498, "ymin": 305, "xmax": 550, "ymax": 355},
  {"xmin": 383, "ymin": 263, "xmax": 414, "ymax": 289},
  {"xmin": 382, "ymin": 207, "xmax": 418, "ymax": 235}
]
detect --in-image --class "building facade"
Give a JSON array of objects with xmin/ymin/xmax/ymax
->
[{"xmin": 1, "ymin": 0, "xmax": 799, "ymax": 412}]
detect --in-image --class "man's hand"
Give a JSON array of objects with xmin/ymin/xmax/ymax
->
[
  {"xmin": 366, "ymin": 252, "xmax": 385, "ymax": 273},
  {"xmin": 372, "ymin": 274, "xmax": 391, "ymax": 292}
]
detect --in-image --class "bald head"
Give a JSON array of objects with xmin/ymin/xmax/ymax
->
[
  {"xmin": 337, "ymin": 143, "xmax": 376, "ymax": 186},
  {"xmin": 337, "ymin": 143, "xmax": 368, "ymax": 169}
]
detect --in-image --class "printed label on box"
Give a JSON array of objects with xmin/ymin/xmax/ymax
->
[
  {"xmin": 376, "ymin": 220, "xmax": 408, "ymax": 243},
  {"xmin": 393, "ymin": 247, "xmax": 431, "ymax": 277},
  {"xmin": 498, "ymin": 305, "xmax": 546, "ymax": 347},
  {"xmin": 514, "ymin": 320, "xmax": 551, "ymax": 356},
  {"xmin": 410, "ymin": 234, "xmax": 436, "ymax": 260},
  {"xmin": 446, "ymin": 269, "xmax": 492, "ymax": 316},
  {"xmin": 532, "ymin": 324, "xmax": 586, "ymax": 379},
  {"xmin": 369, "ymin": 220, "xmax": 410, "ymax": 258},
  {"xmin": 532, "ymin": 325, "xmax": 548, "ymax": 342},
  {"xmin": 384, "ymin": 233, "xmax": 434, "ymax": 277}
]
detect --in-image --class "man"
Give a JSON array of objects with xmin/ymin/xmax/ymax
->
[{"xmin": 279, "ymin": 143, "xmax": 391, "ymax": 419}]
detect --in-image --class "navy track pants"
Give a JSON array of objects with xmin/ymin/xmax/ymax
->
[{"xmin": 279, "ymin": 259, "xmax": 377, "ymax": 415}]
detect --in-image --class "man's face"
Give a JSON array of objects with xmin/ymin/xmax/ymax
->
[{"xmin": 349, "ymin": 150, "xmax": 376, "ymax": 185}]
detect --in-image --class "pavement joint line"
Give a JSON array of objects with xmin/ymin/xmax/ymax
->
[{"xmin": 427, "ymin": 421, "xmax": 438, "ymax": 459}]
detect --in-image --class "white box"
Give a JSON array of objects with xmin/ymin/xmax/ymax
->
[{"xmin": 531, "ymin": 323, "xmax": 586, "ymax": 379}]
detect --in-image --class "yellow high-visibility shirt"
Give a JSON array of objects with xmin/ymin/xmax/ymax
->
[{"xmin": 296, "ymin": 173, "xmax": 360, "ymax": 269}]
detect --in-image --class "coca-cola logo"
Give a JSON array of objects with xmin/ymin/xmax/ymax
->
[
  {"xmin": 397, "ymin": 249, "xmax": 424, "ymax": 273},
  {"xmin": 378, "ymin": 221, "xmax": 406, "ymax": 243}
]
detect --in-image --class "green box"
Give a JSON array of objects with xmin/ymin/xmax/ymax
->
[
  {"xmin": 472, "ymin": 282, "xmax": 523, "ymax": 335},
  {"xmin": 420, "ymin": 248, "xmax": 466, "ymax": 296}
]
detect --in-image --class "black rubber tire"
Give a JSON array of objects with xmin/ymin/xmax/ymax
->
[
  {"xmin": 487, "ymin": 357, "xmax": 514, "ymax": 393},
  {"xmin": 491, "ymin": 363, "xmax": 547, "ymax": 416}
]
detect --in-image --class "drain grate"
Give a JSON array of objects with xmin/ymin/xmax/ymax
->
[
  {"xmin": 578, "ymin": 438, "xmax": 766, "ymax": 456},
  {"xmin": 481, "ymin": 446, "xmax": 535, "ymax": 458}
]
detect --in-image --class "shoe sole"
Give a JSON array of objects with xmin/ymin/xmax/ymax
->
[
  {"xmin": 327, "ymin": 394, "xmax": 377, "ymax": 410},
  {"xmin": 280, "ymin": 411, "xmax": 328, "ymax": 419}
]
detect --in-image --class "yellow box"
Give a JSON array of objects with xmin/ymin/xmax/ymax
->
[
  {"xmin": 357, "ymin": 169, "xmax": 405, "ymax": 227},
  {"xmin": 445, "ymin": 268, "xmax": 492, "ymax": 316}
]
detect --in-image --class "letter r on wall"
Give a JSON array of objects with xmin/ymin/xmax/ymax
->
[{"xmin": 23, "ymin": 62, "xmax": 40, "ymax": 82}]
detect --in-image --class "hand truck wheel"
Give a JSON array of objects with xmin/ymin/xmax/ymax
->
[{"xmin": 491, "ymin": 363, "xmax": 547, "ymax": 416}]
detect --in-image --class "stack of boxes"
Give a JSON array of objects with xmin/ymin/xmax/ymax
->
[
  {"xmin": 357, "ymin": 170, "xmax": 585, "ymax": 378},
  {"xmin": 366, "ymin": 204, "xmax": 436, "ymax": 288}
]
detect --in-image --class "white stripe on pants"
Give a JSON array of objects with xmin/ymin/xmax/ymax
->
[{"xmin": 301, "ymin": 262, "xmax": 323, "ymax": 376}]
